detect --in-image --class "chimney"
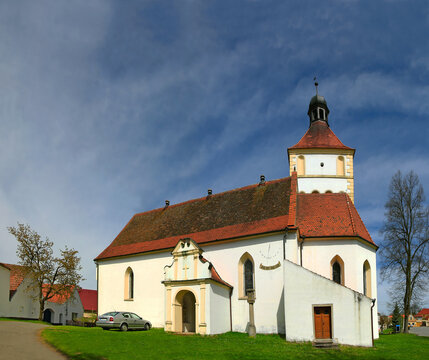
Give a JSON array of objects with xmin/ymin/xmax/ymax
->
[
  {"xmin": 165, "ymin": 200, "xmax": 170, "ymax": 207},
  {"xmin": 259, "ymin": 175, "xmax": 266, "ymax": 185}
]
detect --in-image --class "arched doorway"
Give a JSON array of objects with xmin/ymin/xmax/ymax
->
[
  {"xmin": 43, "ymin": 309, "xmax": 54, "ymax": 323},
  {"xmin": 174, "ymin": 290, "xmax": 196, "ymax": 333}
]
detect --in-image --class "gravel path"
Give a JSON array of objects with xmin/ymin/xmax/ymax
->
[{"xmin": 0, "ymin": 321, "xmax": 66, "ymax": 360}]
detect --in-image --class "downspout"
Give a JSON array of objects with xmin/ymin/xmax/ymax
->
[
  {"xmin": 96, "ymin": 262, "xmax": 99, "ymax": 318},
  {"xmin": 371, "ymin": 298, "xmax": 376, "ymax": 347},
  {"xmin": 229, "ymin": 288, "xmax": 233, "ymax": 332}
]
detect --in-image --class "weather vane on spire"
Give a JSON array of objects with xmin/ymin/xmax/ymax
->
[{"xmin": 314, "ymin": 76, "xmax": 319, "ymax": 95}]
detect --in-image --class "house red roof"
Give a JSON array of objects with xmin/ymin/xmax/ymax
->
[
  {"xmin": 96, "ymin": 177, "xmax": 293, "ymax": 260},
  {"xmin": 42, "ymin": 284, "xmax": 75, "ymax": 304},
  {"xmin": 96, "ymin": 173, "xmax": 375, "ymax": 260},
  {"xmin": 416, "ymin": 309, "xmax": 429, "ymax": 318},
  {"xmin": 0, "ymin": 263, "xmax": 27, "ymax": 298},
  {"xmin": 78, "ymin": 289, "xmax": 98, "ymax": 312},
  {"xmin": 288, "ymin": 121, "xmax": 354, "ymax": 151},
  {"xmin": 296, "ymin": 193, "xmax": 374, "ymax": 245}
]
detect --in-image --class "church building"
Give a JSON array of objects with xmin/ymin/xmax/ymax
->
[{"xmin": 95, "ymin": 88, "xmax": 378, "ymax": 347}]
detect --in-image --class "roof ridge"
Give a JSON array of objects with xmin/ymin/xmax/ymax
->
[{"xmin": 132, "ymin": 176, "xmax": 292, "ymax": 217}]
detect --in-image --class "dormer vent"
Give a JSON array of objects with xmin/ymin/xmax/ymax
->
[
  {"xmin": 259, "ymin": 175, "xmax": 266, "ymax": 185},
  {"xmin": 165, "ymin": 200, "xmax": 170, "ymax": 207},
  {"xmin": 208, "ymin": 189, "xmax": 212, "ymax": 195}
]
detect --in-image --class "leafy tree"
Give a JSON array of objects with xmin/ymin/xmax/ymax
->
[
  {"xmin": 8, "ymin": 223, "xmax": 83, "ymax": 321},
  {"xmin": 380, "ymin": 171, "xmax": 429, "ymax": 333}
]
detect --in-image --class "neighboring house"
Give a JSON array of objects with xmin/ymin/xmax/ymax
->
[
  {"xmin": 414, "ymin": 309, "xmax": 429, "ymax": 327},
  {"xmin": 95, "ymin": 89, "xmax": 378, "ymax": 347},
  {"xmin": 0, "ymin": 264, "xmax": 10, "ymax": 317},
  {"xmin": 0, "ymin": 262, "xmax": 84, "ymax": 324},
  {"xmin": 78, "ymin": 289, "xmax": 97, "ymax": 318}
]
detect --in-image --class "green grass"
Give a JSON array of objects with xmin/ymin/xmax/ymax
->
[
  {"xmin": 0, "ymin": 317, "xmax": 49, "ymax": 325},
  {"xmin": 41, "ymin": 327, "xmax": 429, "ymax": 360}
]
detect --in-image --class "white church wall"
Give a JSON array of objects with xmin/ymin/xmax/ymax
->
[
  {"xmin": 284, "ymin": 260, "xmax": 373, "ymax": 347},
  {"xmin": 301, "ymin": 239, "xmax": 378, "ymax": 338},
  {"xmin": 0, "ymin": 266, "xmax": 9, "ymax": 317},
  {"xmin": 298, "ymin": 178, "xmax": 348, "ymax": 194},
  {"xmin": 208, "ymin": 284, "xmax": 230, "ymax": 334},
  {"xmin": 202, "ymin": 233, "xmax": 286, "ymax": 334},
  {"xmin": 284, "ymin": 231, "xmax": 298, "ymax": 264},
  {"xmin": 97, "ymin": 252, "xmax": 171, "ymax": 328}
]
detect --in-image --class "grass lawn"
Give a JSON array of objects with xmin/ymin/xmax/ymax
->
[
  {"xmin": 41, "ymin": 327, "xmax": 429, "ymax": 360},
  {"xmin": 0, "ymin": 317, "xmax": 49, "ymax": 325}
]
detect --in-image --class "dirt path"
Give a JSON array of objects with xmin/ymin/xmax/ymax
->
[{"xmin": 0, "ymin": 321, "xmax": 66, "ymax": 360}]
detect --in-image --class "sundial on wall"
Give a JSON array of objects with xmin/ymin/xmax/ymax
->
[{"xmin": 259, "ymin": 244, "xmax": 281, "ymax": 270}]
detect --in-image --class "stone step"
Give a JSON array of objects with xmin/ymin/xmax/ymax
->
[{"xmin": 313, "ymin": 339, "xmax": 339, "ymax": 349}]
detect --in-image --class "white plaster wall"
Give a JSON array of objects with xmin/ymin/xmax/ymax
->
[
  {"xmin": 298, "ymin": 178, "xmax": 348, "ymax": 194},
  {"xmin": 301, "ymin": 239, "xmax": 378, "ymax": 338},
  {"xmin": 0, "ymin": 267, "xmax": 10, "ymax": 317},
  {"xmin": 45, "ymin": 290, "xmax": 84, "ymax": 324},
  {"xmin": 305, "ymin": 154, "xmax": 338, "ymax": 176},
  {"xmin": 97, "ymin": 252, "xmax": 171, "ymax": 327},
  {"xmin": 202, "ymin": 234, "xmax": 286, "ymax": 334},
  {"xmin": 208, "ymin": 284, "xmax": 230, "ymax": 334},
  {"xmin": 284, "ymin": 260, "xmax": 373, "ymax": 346},
  {"xmin": 284, "ymin": 232, "xmax": 298, "ymax": 264},
  {"xmin": 8, "ymin": 277, "xmax": 39, "ymax": 319}
]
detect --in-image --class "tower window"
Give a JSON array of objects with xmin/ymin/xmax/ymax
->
[{"xmin": 320, "ymin": 162, "xmax": 324, "ymax": 167}]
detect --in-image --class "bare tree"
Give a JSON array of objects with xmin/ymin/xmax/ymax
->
[
  {"xmin": 8, "ymin": 223, "xmax": 83, "ymax": 321},
  {"xmin": 380, "ymin": 170, "xmax": 429, "ymax": 333}
]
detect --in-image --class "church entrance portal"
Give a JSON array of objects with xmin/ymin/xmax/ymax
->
[
  {"xmin": 43, "ymin": 309, "xmax": 54, "ymax": 323},
  {"xmin": 174, "ymin": 290, "xmax": 196, "ymax": 333}
]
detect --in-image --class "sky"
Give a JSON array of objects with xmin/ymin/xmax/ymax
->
[{"xmin": 0, "ymin": 0, "xmax": 428, "ymax": 315}]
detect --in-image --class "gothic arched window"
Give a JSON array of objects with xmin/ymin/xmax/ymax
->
[
  {"xmin": 363, "ymin": 260, "xmax": 372, "ymax": 297},
  {"xmin": 124, "ymin": 267, "xmax": 134, "ymax": 300},
  {"xmin": 330, "ymin": 255, "xmax": 345, "ymax": 286},
  {"xmin": 238, "ymin": 253, "xmax": 255, "ymax": 299}
]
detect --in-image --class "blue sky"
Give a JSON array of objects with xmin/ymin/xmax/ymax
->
[{"xmin": 0, "ymin": 1, "xmax": 428, "ymax": 315}]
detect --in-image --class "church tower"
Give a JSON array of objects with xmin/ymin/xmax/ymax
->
[{"xmin": 288, "ymin": 83, "xmax": 355, "ymax": 202}]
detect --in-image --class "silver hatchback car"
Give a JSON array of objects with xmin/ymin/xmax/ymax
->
[{"xmin": 96, "ymin": 311, "xmax": 152, "ymax": 331}]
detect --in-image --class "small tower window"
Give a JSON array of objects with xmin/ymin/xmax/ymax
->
[
  {"xmin": 297, "ymin": 155, "xmax": 305, "ymax": 176},
  {"xmin": 337, "ymin": 156, "xmax": 345, "ymax": 176}
]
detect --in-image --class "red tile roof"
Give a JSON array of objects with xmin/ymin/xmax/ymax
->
[
  {"xmin": 201, "ymin": 257, "xmax": 232, "ymax": 288},
  {"xmin": 78, "ymin": 289, "xmax": 98, "ymax": 312},
  {"xmin": 96, "ymin": 177, "xmax": 293, "ymax": 260},
  {"xmin": 288, "ymin": 121, "xmax": 354, "ymax": 151},
  {"xmin": 96, "ymin": 173, "xmax": 375, "ymax": 261},
  {"xmin": 416, "ymin": 309, "xmax": 429, "ymax": 318},
  {"xmin": 43, "ymin": 284, "xmax": 75, "ymax": 304},
  {"xmin": 0, "ymin": 263, "xmax": 27, "ymax": 298},
  {"xmin": 296, "ymin": 193, "xmax": 374, "ymax": 245}
]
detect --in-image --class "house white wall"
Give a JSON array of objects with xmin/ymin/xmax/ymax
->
[
  {"xmin": 284, "ymin": 260, "xmax": 374, "ymax": 347},
  {"xmin": 8, "ymin": 277, "xmax": 39, "ymax": 319},
  {"xmin": 44, "ymin": 289, "xmax": 84, "ymax": 324},
  {"xmin": 0, "ymin": 266, "xmax": 10, "ymax": 317}
]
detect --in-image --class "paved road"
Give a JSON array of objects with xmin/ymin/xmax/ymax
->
[
  {"xmin": 0, "ymin": 321, "xmax": 66, "ymax": 360},
  {"xmin": 410, "ymin": 327, "xmax": 429, "ymax": 337}
]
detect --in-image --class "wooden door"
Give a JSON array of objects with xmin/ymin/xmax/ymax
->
[{"xmin": 314, "ymin": 307, "xmax": 331, "ymax": 339}]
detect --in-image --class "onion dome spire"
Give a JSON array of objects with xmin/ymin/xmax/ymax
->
[{"xmin": 308, "ymin": 78, "xmax": 330, "ymax": 127}]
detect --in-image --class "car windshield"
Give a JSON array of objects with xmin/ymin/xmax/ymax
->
[{"xmin": 102, "ymin": 312, "xmax": 119, "ymax": 317}]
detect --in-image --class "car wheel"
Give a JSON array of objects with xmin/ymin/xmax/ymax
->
[
  {"xmin": 144, "ymin": 323, "xmax": 150, "ymax": 331},
  {"xmin": 120, "ymin": 323, "xmax": 128, "ymax": 332}
]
